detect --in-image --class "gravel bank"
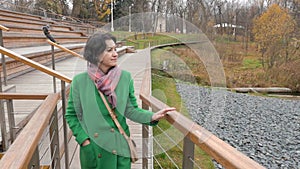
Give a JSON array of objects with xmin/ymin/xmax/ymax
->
[{"xmin": 176, "ymin": 82, "xmax": 300, "ymax": 169}]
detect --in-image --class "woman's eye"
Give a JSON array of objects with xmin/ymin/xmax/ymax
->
[{"xmin": 107, "ymin": 48, "xmax": 115, "ymax": 52}]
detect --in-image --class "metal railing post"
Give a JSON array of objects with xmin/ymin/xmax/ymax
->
[
  {"xmin": 0, "ymin": 35, "xmax": 8, "ymax": 147},
  {"xmin": 142, "ymin": 101, "xmax": 149, "ymax": 169},
  {"xmin": 182, "ymin": 137, "xmax": 195, "ymax": 169},
  {"xmin": 0, "ymin": 99, "xmax": 7, "ymax": 151},
  {"xmin": 51, "ymin": 45, "xmax": 57, "ymax": 93},
  {"xmin": 28, "ymin": 147, "xmax": 40, "ymax": 169},
  {"xmin": 6, "ymin": 99, "xmax": 16, "ymax": 142},
  {"xmin": 0, "ymin": 29, "xmax": 7, "ymax": 86},
  {"xmin": 61, "ymin": 80, "xmax": 70, "ymax": 169},
  {"xmin": 49, "ymin": 107, "xmax": 61, "ymax": 169}
]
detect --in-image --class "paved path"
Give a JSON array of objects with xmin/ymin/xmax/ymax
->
[{"xmin": 2, "ymin": 45, "xmax": 152, "ymax": 168}]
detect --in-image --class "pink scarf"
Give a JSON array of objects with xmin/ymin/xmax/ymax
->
[{"xmin": 87, "ymin": 63, "xmax": 122, "ymax": 108}]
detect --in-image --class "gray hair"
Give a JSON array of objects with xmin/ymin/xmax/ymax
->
[{"xmin": 83, "ymin": 32, "xmax": 116, "ymax": 65}]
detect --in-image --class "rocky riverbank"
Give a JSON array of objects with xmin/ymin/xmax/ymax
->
[{"xmin": 176, "ymin": 82, "xmax": 300, "ymax": 169}]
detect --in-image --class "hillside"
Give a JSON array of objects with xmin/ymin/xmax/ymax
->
[{"xmin": 167, "ymin": 37, "xmax": 300, "ymax": 92}]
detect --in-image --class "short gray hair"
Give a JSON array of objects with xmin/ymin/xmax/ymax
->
[{"xmin": 83, "ymin": 32, "xmax": 116, "ymax": 65}]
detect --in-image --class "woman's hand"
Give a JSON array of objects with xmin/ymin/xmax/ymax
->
[
  {"xmin": 151, "ymin": 107, "xmax": 176, "ymax": 121},
  {"xmin": 81, "ymin": 139, "xmax": 90, "ymax": 146}
]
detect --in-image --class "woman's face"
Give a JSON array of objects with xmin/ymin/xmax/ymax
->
[{"xmin": 98, "ymin": 39, "xmax": 118, "ymax": 72}]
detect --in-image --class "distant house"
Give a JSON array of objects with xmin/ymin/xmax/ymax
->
[
  {"xmin": 155, "ymin": 15, "xmax": 166, "ymax": 33},
  {"xmin": 213, "ymin": 23, "xmax": 244, "ymax": 29},
  {"xmin": 213, "ymin": 23, "xmax": 245, "ymax": 35}
]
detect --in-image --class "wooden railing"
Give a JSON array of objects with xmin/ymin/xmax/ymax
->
[
  {"xmin": 0, "ymin": 37, "xmax": 265, "ymax": 168},
  {"xmin": 0, "ymin": 93, "xmax": 60, "ymax": 168},
  {"xmin": 0, "ymin": 25, "xmax": 9, "ymax": 32},
  {"xmin": 47, "ymin": 40, "xmax": 84, "ymax": 59},
  {"xmin": 0, "ymin": 46, "xmax": 73, "ymax": 169},
  {"xmin": 0, "ymin": 46, "xmax": 71, "ymax": 83},
  {"xmin": 139, "ymin": 47, "xmax": 266, "ymax": 169},
  {"xmin": 0, "ymin": 38, "xmax": 142, "ymax": 169}
]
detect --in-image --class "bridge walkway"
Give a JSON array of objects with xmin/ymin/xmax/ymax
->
[{"xmin": 2, "ymin": 44, "xmax": 152, "ymax": 169}]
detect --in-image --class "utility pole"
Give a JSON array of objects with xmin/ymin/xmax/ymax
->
[
  {"xmin": 111, "ymin": 0, "xmax": 114, "ymax": 32},
  {"xmin": 129, "ymin": 5, "xmax": 132, "ymax": 32}
]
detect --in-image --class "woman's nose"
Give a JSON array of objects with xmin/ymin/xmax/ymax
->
[{"xmin": 113, "ymin": 50, "xmax": 118, "ymax": 56}]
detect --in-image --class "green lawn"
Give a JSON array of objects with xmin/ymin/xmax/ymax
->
[{"xmin": 151, "ymin": 49, "xmax": 215, "ymax": 169}]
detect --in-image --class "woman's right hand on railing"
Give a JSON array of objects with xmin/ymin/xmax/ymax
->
[{"xmin": 151, "ymin": 107, "xmax": 176, "ymax": 121}]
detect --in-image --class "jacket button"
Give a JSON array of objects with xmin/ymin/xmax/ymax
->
[
  {"xmin": 112, "ymin": 150, "xmax": 117, "ymax": 154},
  {"xmin": 94, "ymin": 133, "xmax": 99, "ymax": 138},
  {"xmin": 110, "ymin": 128, "xmax": 114, "ymax": 132},
  {"xmin": 98, "ymin": 154, "xmax": 102, "ymax": 158}
]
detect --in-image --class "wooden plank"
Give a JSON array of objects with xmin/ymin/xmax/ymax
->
[
  {"xmin": 0, "ymin": 8, "xmax": 44, "ymax": 20},
  {"xmin": 0, "ymin": 93, "xmax": 48, "ymax": 100},
  {"xmin": 230, "ymin": 87, "xmax": 292, "ymax": 93}
]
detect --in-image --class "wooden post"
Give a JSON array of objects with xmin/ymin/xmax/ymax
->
[
  {"xmin": 0, "ymin": 29, "xmax": 7, "ymax": 86},
  {"xmin": 7, "ymin": 99, "xmax": 16, "ymax": 142},
  {"xmin": 182, "ymin": 137, "xmax": 195, "ymax": 169},
  {"xmin": 51, "ymin": 45, "xmax": 57, "ymax": 93},
  {"xmin": 0, "ymin": 99, "xmax": 7, "ymax": 151}
]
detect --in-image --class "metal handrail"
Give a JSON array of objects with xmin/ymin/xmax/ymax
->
[{"xmin": 0, "ymin": 24, "xmax": 9, "ymax": 87}]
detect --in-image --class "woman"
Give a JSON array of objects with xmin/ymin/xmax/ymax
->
[{"xmin": 65, "ymin": 32, "xmax": 175, "ymax": 169}]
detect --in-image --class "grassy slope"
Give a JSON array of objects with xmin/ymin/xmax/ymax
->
[{"xmin": 151, "ymin": 50, "xmax": 215, "ymax": 169}]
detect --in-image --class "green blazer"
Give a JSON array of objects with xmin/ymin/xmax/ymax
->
[{"xmin": 66, "ymin": 70, "xmax": 156, "ymax": 169}]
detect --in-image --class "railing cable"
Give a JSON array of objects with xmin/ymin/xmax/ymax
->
[
  {"xmin": 38, "ymin": 127, "xmax": 50, "ymax": 151},
  {"xmin": 49, "ymin": 144, "xmax": 58, "ymax": 166},
  {"xmin": 156, "ymin": 125, "xmax": 183, "ymax": 151},
  {"xmin": 188, "ymin": 156, "xmax": 202, "ymax": 169},
  {"xmin": 153, "ymin": 135, "xmax": 179, "ymax": 169},
  {"xmin": 153, "ymin": 155, "xmax": 164, "ymax": 169},
  {"xmin": 39, "ymin": 128, "xmax": 56, "ymax": 161},
  {"xmin": 69, "ymin": 144, "xmax": 79, "ymax": 166},
  {"xmin": 38, "ymin": 113, "xmax": 56, "ymax": 159}
]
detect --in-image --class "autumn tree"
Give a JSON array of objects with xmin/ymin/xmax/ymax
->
[
  {"xmin": 34, "ymin": 0, "xmax": 69, "ymax": 15},
  {"xmin": 252, "ymin": 4, "xmax": 296, "ymax": 68}
]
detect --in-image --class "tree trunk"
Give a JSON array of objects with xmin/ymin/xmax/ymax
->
[
  {"xmin": 71, "ymin": 0, "xmax": 82, "ymax": 17},
  {"xmin": 285, "ymin": 38, "xmax": 289, "ymax": 63},
  {"xmin": 60, "ymin": 0, "xmax": 69, "ymax": 15}
]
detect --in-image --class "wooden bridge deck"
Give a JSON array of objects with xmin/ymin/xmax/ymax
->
[{"xmin": 3, "ymin": 45, "xmax": 152, "ymax": 169}]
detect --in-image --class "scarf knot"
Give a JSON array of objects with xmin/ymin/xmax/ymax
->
[{"xmin": 87, "ymin": 63, "xmax": 122, "ymax": 108}]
